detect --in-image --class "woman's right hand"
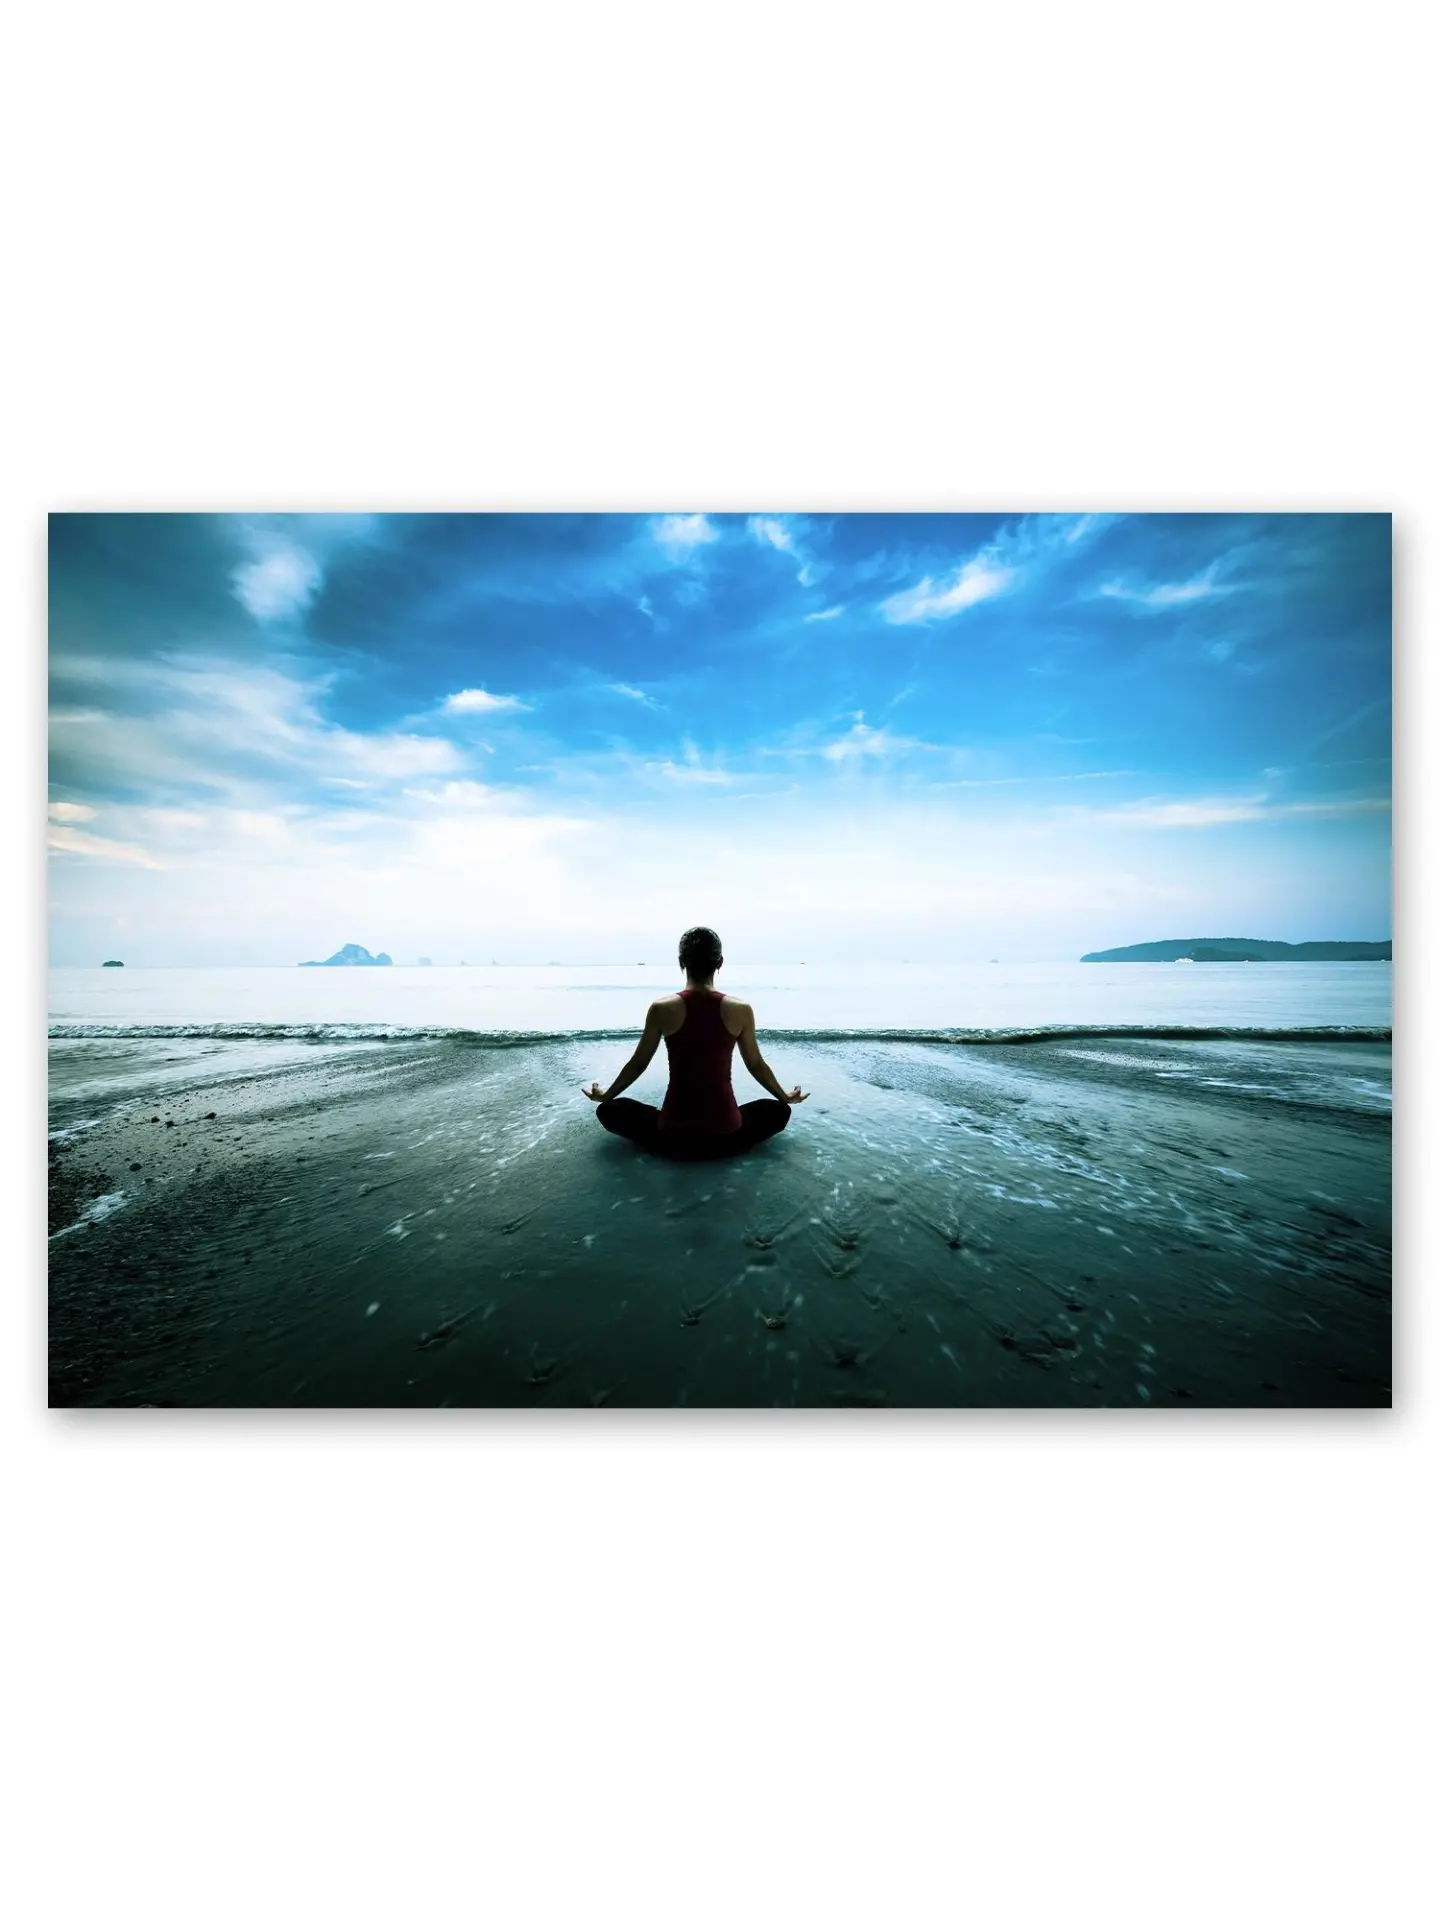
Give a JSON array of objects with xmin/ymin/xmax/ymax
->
[{"xmin": 784, "ymin": 1086, "xmax": 810, "ymax": 1103}]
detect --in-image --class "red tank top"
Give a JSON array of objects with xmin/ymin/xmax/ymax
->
[{"xmin": 658, "ymin": 989, "xmax": 743, "ymax": 1134}]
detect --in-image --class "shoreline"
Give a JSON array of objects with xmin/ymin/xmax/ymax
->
[{"xmin": 49, "ymin": 1033, "xmax": 1392, "ymax": 1408}]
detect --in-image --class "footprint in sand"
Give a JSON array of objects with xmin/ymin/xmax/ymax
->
[
  {"xmin": 810, "ymin": 1322, "xmax": 898, "ymax": 1371},
  {"xmin": 416, "ymin": 1308, "xmax": 475, "ymax": 1350},
  {"xmin": 742, "ymin": 1206, "xmax": 807, "ymax": 1253},
  {"xmin": 759, "ymin": 1291, "xmax": 802, "ymax": 1332},
  {"xmin": 525, "ymin": 1343, "xmax": 559, "ymax": 1386}
]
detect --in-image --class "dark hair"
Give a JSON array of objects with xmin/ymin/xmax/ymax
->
[{"xmin": 678, "ymin": 926, "xmax": 723, "ymax": 977}]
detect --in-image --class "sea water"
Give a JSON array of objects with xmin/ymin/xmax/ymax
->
[{"xmin": 48, "ymin": 960, "xmax": 1392, "ymax": 1040}]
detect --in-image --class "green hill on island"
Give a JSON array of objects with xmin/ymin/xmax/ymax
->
[{"xmin": 1081, "ymin": 938, "xmax": 1391, "ymax": 963}]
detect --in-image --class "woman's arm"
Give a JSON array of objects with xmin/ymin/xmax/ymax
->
[
  {"xmin": 582, "ymin": 1002, "xmax": 666, "ymax": 1102},
  {"xmin": 735, "ymin": 1005, "xmax": 808, "ymax": 1103}
]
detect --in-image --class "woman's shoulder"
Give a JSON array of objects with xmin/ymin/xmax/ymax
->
[{"xmin": 718, "ymin": 994, "xmax": 752, "ymax": 1035}]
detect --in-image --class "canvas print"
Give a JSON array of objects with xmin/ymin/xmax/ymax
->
[{"xmin": 47, "ymin": 513, "xmax": 1393, "ymax": 1407}]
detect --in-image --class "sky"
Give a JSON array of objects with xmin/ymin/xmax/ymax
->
[{"xmin": 47, "ymin": 512, "xmax": 1392, "ymax": 965}]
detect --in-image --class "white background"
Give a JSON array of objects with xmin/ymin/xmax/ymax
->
[{"xmin": 5, "ymin": 4, "xmax": 1433, "ymax": 1916}]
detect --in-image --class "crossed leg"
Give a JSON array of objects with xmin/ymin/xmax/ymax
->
[{"xmin": 596, "ymin": 1098, "xmax": 790, "ymax": 1160}]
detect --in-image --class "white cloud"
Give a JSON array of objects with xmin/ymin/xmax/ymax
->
[
  {"xmin": 639, "ymin": 737, "xmax": 738, "ymax": 784},
  {"xmin": 49, "ymin": 655, "xmax": 466, "ymax": 803},
  {"xmin": 442, "ymin": 687, "xmax": 530, "ymax": 714},
  {"xmin": 749, "ymin": 516, "xmax": 794, "ymax": 554},
  {"xmin": 804, "ymin": 605, "xmax": 845, "ymax": 622},
  {"xmin": 881, "ymin": 513, "xmax": 1117, "ymax": 625},
  {"xmin": 929, "ymin": 769, "xmax": 1142, "ymax": 789},
  {"xmin": 646, "ymin": 760, "xmax": 734, "ymax": 785},
  {"xmin": 48, "ymin": 801, "xmax": 96, "ymax": 823},
  {"xmin": 143, "ymin": 809, "xmax": 207, "ymax": 831},
  {"xmin": 1097, "ymin": 561, "xmax": 1238, "ymax": 610},
  {"xmin": 608, "ymin": 682, "xmax": 660, "ymax": 708},
  {"xmin": 652, "ymin": 513, "xmax": 718, "ymax": 560},
  {"xmin": 48, "ymin": 825, "xmax": 166, "ymax": 869},
  {"xmin": 232, "ymin": 544, "xmax": 323, "ymax": 623},
  {"xmin": 402, "ymin": 780, "xmax": 503, "ymax": 809},
  {"xmin": 229, "ymin": 810, "xmax": 294, "ymax": 843},
  {"xmin": 331, "ymin": 732, "xmax": 462, "ymax": 781},
  {"xmin": 48, "ymin": 770, "xmax": 1376, "ymax": 964},
  {"xmin": 748, "ymin": 515, "xmax": 818, "ymax": 587},
  {"xmin": 820, "ymin": 720, "xmax": 936, "ymax": 763},
  {"xmin": 882, "ymin": 556, "xmax": 1014, "ymax": 624},
  {"xmin": 1054, "ymin": 794, "xmax": 1391, "ymax": 830},
  {"xmin": 229, "ymin": 516, "xmax": 381, "ymax": 626},
  {"xmin": 405, "ymin": 810, "xmax": 598, "ymax": 870}
]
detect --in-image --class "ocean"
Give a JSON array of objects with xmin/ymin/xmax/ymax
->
[
  {"xmin": 48, "ymin": 959, "xmax": 1393, "ymax": 1041},
  {"xmin": 47, "ymin": 962, "xmax": 1392, "ymax": 1408}
]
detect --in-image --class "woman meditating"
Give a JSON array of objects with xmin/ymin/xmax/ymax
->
[{"xmin": 583, "ymin": 926, "xmax": 808, "ymax": 1160}]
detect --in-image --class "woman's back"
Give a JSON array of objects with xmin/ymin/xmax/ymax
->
[{"xmin": 659, "ymin": 989, "xmax": 743, "ymax": 1134}]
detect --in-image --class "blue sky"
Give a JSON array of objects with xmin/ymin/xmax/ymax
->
[{"xmin": 48, "ymin": 512, "xmax": 1391, "ymax": 964}]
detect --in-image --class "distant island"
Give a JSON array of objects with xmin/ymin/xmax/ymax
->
[
  {"xmin": 102, "ymin": 959, "xmax": 124, "ymax": 968},
  {"xmin": 1082, "ymin": 938, "xmax": 1392, "ymax": 963},
  {"xmin": 299, "ymin": 943, "xmax": 393, "ymax": 968}
]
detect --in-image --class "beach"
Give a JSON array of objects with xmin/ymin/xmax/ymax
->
[{"xmin": 49, "ymin": 1022, "xmax": 1391, "ymax": 1408}]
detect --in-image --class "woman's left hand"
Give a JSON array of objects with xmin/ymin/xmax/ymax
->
[{"xmin": 582, "ymin": 1082, "xmax": 607, "ymax": 1102}]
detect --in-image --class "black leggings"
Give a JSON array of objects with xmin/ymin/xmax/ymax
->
[{"xmin": 596, "ymin": 1097, "xmax": 791, "ymax": 1161}]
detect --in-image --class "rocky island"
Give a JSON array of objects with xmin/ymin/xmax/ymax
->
[
  {"xmin": 1082, "ymin": 938, "xmax": 1391, "ymax": 963},
  {"xmin": 299, "ymin": 943, "xmax": 393, "ymax": 968}
]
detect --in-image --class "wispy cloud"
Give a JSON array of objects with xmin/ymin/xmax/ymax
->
[
  {"xmin": 441, "ymin": 687, "xmax": 530, "ymax": 715},
  {"xmin": 1299, "ymin": 696, "xmax": 1390, "ymax": 757},
  {"xmin": 232, "ymin": 543, "xmax": 323, "ymax": 623},
  {"xmin": 335, "ymin": 734, "xmax": 460, "ymax": 779},
  {"xmin": 881, "ymin": 514, "xmax": 1115, "ymax": 625},
  {"xmin": 652, "ymin": 513, "xmax": 718, "ymax": 561},
  {"xmin": 882, "ymin": 555, "xmax": 1013, "ymax": 624},
  {"xmin": 820, "ymin": 720, "xmax": 935, "ymax": 763},
  {"xmin": 607, "ymin": 682, "xmax": 661, "ymax": 709},
  {"xmin": 1054, "ymin": 793, "xmax": 1391, "ymax": 830},
  {"xmin": 402, "ymin": 780, "xmax": 504, "ymax": 809},
  {"xmin": 46, "ymin": 511, "xmax": 1390, "ymax": 962},
  {"xmin": 228, "ymin": 515, "xmax": 382, "ymax": 626},
  {"xmin": 646, "ymin": 760, "xmax": 735, "ymax": 784},
  {"xmin": 49, "ymin": 654, "xmax": 468, "ymax": 803},
  {"xmin": 929, "ymin": 769, "xmax": 1142, "ymax": 789},
  {"xmin": 643, "ymin": 737, "xmax": 736, "ymax": 784},
  {"xmin": 48, "ymin": 824, "xmax": 167, "ymax": 868},
  {"xmin": 748, "ymin": 515, "xmax": 818, "ymax": 587},
  {"xmin": 1097, "ymin": 558, "xmax": 1239, "ymax": 610}
]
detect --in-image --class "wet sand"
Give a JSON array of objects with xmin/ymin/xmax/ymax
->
[{"xmin": 48, "ymin": 1034, "xmax": 1392, "ymax": 1407}]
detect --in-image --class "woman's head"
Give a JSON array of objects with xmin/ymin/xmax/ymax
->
[{"xmin": 678, "ymin": 926, "xmax": 723, "ymax": 980}]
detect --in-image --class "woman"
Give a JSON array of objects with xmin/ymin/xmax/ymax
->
[{"xmin": 583, "ymin": 926, "xmax": 808, "ymax": 1160}]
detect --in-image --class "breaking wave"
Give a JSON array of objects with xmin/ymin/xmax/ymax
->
[{"xmin": 47, "ymin": 1021, "xmax": 1393, "ymax": 1047}]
